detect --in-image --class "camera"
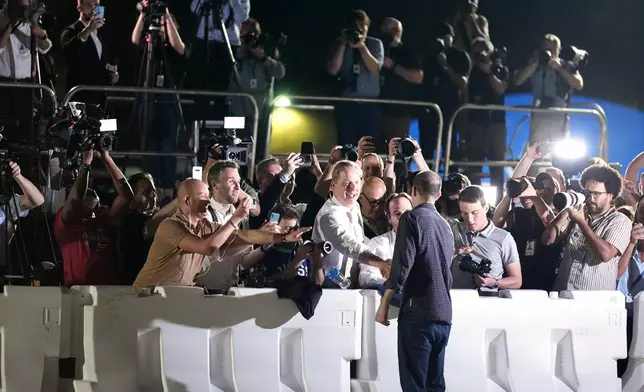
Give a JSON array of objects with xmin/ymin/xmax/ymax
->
[
  {"xmin": 343, "ymin": 28, "xmax": 364, "ymax": 46},
  {"xmin": 303, "ymin": 241, "xmax": 333, "ymax": 255},
  {"xmin": 243, "ymin": 32, "xmax": 288, "ymax": 53},
  {"xmin": 553, "ymin": 190, "xmax": 588, "ymax": 210},
  {"xmin": 459, "ymin": 255, "xmax": 492, "ymax": 277},
  {"xmin": 27, "ymin": 3, "xmax": 56, "ymax": 31},
  {"xmin": 442, "ymin": 173, "xmax": 469, "ymax": 197},
  {"xmin": 145, "ymin": 0, "xmax": 167, "ymax": 30},
  {"xmin": 339, "ymin": 144, "xmax": 358, "ymax": 162},
  {"xmin": 396, "ymin": 137, "xmax": 416, "ymax": 158},
  {"xmin": 560, "ymin": 45, "xmax": 589, "ymax": 72},
  {"xmin": 430, "ymin": 38, "xmax": 446, "ymax": 56},
  {"xmin": 505, "ymin": 176, "xmax": 544, "ymax": 199},
  {"xmin": 490, "ymin": 46, "xmax": 509, "ymax": 81}
]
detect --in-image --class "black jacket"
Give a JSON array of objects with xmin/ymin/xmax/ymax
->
[{"xmin": 60, "ymin": 20, "xmax": 112, "ymax": 106}]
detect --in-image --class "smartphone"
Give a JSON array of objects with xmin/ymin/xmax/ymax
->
[
  {"xmin": 300, "ymin": 141, "xmax": 314, "ymax": 167},
  {"xmin": 191, "ymin": 166, "xmax": 203, "ymax": 180},
  {"xmin": 269, "ymin": 212, "xmax": 280, "ymax": 223},
  {"xmin": 94, "ymin": 6, "xmax": 105, "ymax": 19}
]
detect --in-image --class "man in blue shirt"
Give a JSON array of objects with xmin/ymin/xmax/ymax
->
[
  {"xmin": 186, "ymin": 0, "xmax": 250, "ymax": 117},
  {"xmin": 328, "ymin": 10, "xmax": 384, "ymax": 147}
]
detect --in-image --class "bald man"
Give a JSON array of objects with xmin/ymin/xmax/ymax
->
[
  {"xmin": 379, "ymin": 17, "xmax": 423, "ymax": 142},
  {"xmin": 134, "ymin": 179, "xmax": 310, "ymax": 290},
  {"xmin": 360, "ymin": 176, "xmax": 389, "ymax": 238}
]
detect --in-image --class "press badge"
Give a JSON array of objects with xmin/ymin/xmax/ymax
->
[
  {"xmin": 352, "ymin": 64, "xmax": 361, "ymax": 74},
  {"xmin": 525, "ymin": 240, "xmax": 536, "ymax": 257},
  {"xmin": 250, "ymin": 78, "xmax": 258, "ymax": 89},
  {"xmin": 155, "ymin": 75, "xmax": 165, "ymax": 88}
]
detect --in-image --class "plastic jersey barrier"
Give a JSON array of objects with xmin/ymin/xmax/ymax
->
[
  {"xmin": 0, "ymin": 286, "xmax": 63, "ymax": 392},
  {"xmin": 62, "ymin": 286, "xmax": 362, "ymax": 392},
  {"xmin": 622, "ymin": 292, "xmax": 644, "ymax": 392},
  {"xmin": 353, "ymin": 289, "xmax": 626, "ymax": 392}
]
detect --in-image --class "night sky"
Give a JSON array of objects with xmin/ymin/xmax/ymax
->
[{"xmin": 44, "ymin": 0, "xmax": 644, "ymax": 110}]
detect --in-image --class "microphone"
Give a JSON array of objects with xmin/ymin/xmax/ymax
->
[{"xmin": 105, "ymin": 58, "xmax": 118, "ymax": 73}]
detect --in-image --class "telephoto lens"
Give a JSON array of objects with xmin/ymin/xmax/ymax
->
[
  {"xmin": 552, "ymin": 190, "xmax": 587, "ymax": 210},
  {"xmin": 396, "ymin": 138, "xmax": 416, "ymax": 158}
]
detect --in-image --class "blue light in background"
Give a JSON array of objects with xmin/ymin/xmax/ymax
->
[{"xmin": 408, "ymin": 94, "xmax": 644, "ymax": 182}]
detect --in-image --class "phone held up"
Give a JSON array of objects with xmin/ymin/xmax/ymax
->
[
  {"xmin": 94, "ymin": 6, "xmax": 105, "ymax": 19},
  {"xmin": 269, "ymin": 212, "xmax": 280, "ymax": 223},
  {"xmin": 300, "ymin": 141, "xmax": 314, "ymax": 167}
]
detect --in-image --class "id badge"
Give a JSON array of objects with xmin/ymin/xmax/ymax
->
[
  {"xmin": 155, "ymin": 75, "xmax": 165, "ymax": 88},
  {"xmin": 250, "ymin": 78, "xmax": 258, "ymax": 89},
  {"xmin": 525, "ymin": 240, "xmax": 536, "ymax": 257},
  {"xmin": 352, "ymin": 64, "xmax": 361, "ymax": 74}
]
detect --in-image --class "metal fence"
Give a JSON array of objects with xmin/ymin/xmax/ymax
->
[
  {"xmin": 63, "ymin": 85, "xmax": 260, "ymax": 178},
  {"xmin": 0, "ymin": 82, "xmax": 58, "ymax": 110},
  {"xmin": 443, "ymin": 104, "xmax": 608, "ymax": 174},
  {"xmin": 267, "ymin": 96, "xmax": 444, "ymax": 169}
]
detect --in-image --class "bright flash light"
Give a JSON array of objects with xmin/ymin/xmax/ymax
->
[
  {"xmin": 481, "ymin": 185, "xmax": 498, "ymax": 207},
  {"xmin": 273, "ymin": 96, "xmax": 291, "ymax": 107},
  {"xmin": 553, "ymin": 139, "xmax": 587, "ymax": 160}
]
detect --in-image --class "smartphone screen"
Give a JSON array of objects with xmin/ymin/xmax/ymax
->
[
  {"xmin": 269, "ymin": 212, "xmax": 280, "ymax": 223},
  {"xmin": 192, "ymin": 166, "xmax": 203, "ymax": 180},
  {"xmin": 94, "ymin": 6, "xmax": 105, "ymax": 19}
]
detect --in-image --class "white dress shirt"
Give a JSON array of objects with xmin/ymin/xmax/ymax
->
[
  {"xmin": 359, "ymin": 230, "xmax": 396, "ymax": 288},
  {"xmin": 0, "ymin": 22, "xmax": 52, "ymax": 79},
  {"xmin": 79, "ymin": 18, "xmax": 102, "ymax": 59},
  {"xmin": 311, "ymin": 197, "xmax": 368, "ymax": 278}
]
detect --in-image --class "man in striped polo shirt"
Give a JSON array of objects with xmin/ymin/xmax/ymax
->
[{"xmin": 543, "ymin": 164, "xmax": 632, "ymax": 291}]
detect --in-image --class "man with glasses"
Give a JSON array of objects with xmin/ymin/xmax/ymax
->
[
  {"xmin": 542, "ymin": 164, "xmax": 632, "ymax": 290},
  {"xmin": 359, "ymin": 176, "xmax": 388, "ymax": 239}
]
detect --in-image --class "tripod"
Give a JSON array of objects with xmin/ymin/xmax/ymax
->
[
  {"xmin": 0, "ymin": 182, "xmax": 31, "ymax": 286},
  {"xmin": 131, "ymin": 19, "xmax": 186, "ymax": 151}
]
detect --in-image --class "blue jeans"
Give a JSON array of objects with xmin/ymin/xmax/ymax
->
[
  {"xmin": 398, "ymin": 312, "xmax": 451, "ymax": 392},
  {"xmin": 366, "ymin": 283, "xmax": 402, "ymax": 308}
]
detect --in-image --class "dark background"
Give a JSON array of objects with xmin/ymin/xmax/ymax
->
[{"xmin": 44, "ymin": 0, "xmax": 644, "ymax": 109}]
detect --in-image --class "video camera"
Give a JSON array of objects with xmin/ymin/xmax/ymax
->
[
  {"xmin": 201, "ymin": 117, "xmax": 249, "ymax": 166},
  {"xmin": 552, "ymin": 189, "xmax": 588, "ymax": 210},
  {"xmin": 26, "ymin": 3, "xmax": 56, "ymax": 31}
]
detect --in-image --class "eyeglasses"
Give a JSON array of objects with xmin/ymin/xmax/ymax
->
[
  {"xmin": 586, "ymin": 191, "xmax": 608, "ymax": 199},
  {"xmin": 361, "ymin": 193, "xmax": 385, "ymax": 209}
]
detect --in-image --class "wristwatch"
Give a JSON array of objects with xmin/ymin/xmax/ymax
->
[{"xmin": 491, "ymin": 279, "xmax": 499, "ymax": 289}]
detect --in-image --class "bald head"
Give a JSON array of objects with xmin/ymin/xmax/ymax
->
[
  {"xmin": 178, "ymin": 179, "xmax": 210, "ymax": 217},
  {"xmin": 382, "ymin": 17, "xmax": 402, "ymax": 32},
  {"xmin": 360, "ymin": 176, "xmax": 387, "ymax": 220},
  {"xmin": 380, "ymin": 17, "xmax": 403, "ymax": 44},
  {"xmin": 413, "ymin": 170, "xmax": 442, "ymax": 200}
]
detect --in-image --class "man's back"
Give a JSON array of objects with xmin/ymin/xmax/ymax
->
[{"xmin": 393, "ymin": 204, "xmax": 454, "ymax": 323}]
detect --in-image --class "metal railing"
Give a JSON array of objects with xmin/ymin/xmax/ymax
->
[
  {"xmin": 267, "ymin": 96, "xmax": 443, "ymax": 169},
  {"xmin": 63, "ymin": 86, "xmax": 260, "ymax": 178},
  {"xmin": 443, "ymin": 104, "xmax": 608, "ymax": 174},
  {"xmin": 0, "ymin": 82, "xmax": 58, "ymax": 110}
]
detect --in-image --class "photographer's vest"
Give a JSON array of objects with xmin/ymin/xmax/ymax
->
[{"xmin": 531, "ymin": 67, "xmax": 568, "ymax": 108}]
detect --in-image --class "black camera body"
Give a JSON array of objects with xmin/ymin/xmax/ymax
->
[
  {"xmin": 539, "ymin": 49, "xmax": 553, "ymax": 66},
  {"xmin": 343, "ymin": 28, "xmax": 364, "ymax": 46},
  {"xmin": 490, "ymin": 46, "xmax": 509, "ymax": 81},
  {"xmin": 146, "ymin": 0, "xmax": 167, "ymax": 29},
  {"xmin": 459, "ymin": 255, "xmax": 492, "ymax": 277},
  {"xmin": 339, "ymin": 144, "xmax": 358, "ymax": 162}
]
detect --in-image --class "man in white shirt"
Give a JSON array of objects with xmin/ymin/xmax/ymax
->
[
  {"xmin": 311, "ymin": 160, "xmax": 390, "ymax": 287},
  {"xmin": 0, "ymin": 0, "xmax": 52, "ymax": 140},
  {"xmin": 359, "ymin": 192, "xmax": 413, "ymax": 288}
]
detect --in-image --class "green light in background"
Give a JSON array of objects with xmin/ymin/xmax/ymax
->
[{"xmin": 273, "ymin": 95, "xmax": 291, "ymax": 107}]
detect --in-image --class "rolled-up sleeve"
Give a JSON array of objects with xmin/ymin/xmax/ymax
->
[
  {"xmin": 317, "ymin": 211, "xmax": 369, "ymax": 260},
  {"xmin": 385, "ymin": 212, "xmax": 417, "ymax": 292}
]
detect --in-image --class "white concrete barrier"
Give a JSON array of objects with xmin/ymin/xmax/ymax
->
[
  {"xmin": 0, "ymin": 286, "xmax": 62, "ymax": 392},
  {"xmin": 353, "ymin": 289, "xmax": 626, "ymax": 392},
  {"xmin": 65, "ymin": 286, "xmax": 362, "ymax": 392},
  {"xmin": 622, "ymin": 292, "xmax": 644, "ymax": 392}
]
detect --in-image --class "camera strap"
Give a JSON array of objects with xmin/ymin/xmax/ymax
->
[{"xmin": 349, "ymin": 48, "xmax": 361, "ymax": 93}]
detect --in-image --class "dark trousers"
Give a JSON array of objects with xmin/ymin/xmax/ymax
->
[
  {"xmin": 398, "ymin": 312, "xmax": 451, "ymax": 392},
  {"xmin": 465, "ymin": 121, "xmax": 507, "ymax": 202},
  {"xmin": 143, "ymin": 100, "xmax": 179, "ymax": 189},
  {"xmin": 0, "ymin": 80, "xmax": 33, "ymax": 142},
  {"xmin": 334, "ymin": 101, "xmax": 380, "ymax": 147},
  {"xmin": 617, "ymin": 315, "xmax": 634, "ymax": 377},
  {"xmin": 184, "ymin": 40, "xmax": 236, "ymax": 120},
  {"xmin": 418, "ymin": 106, "xmax": 463, "ymax": 167}
]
